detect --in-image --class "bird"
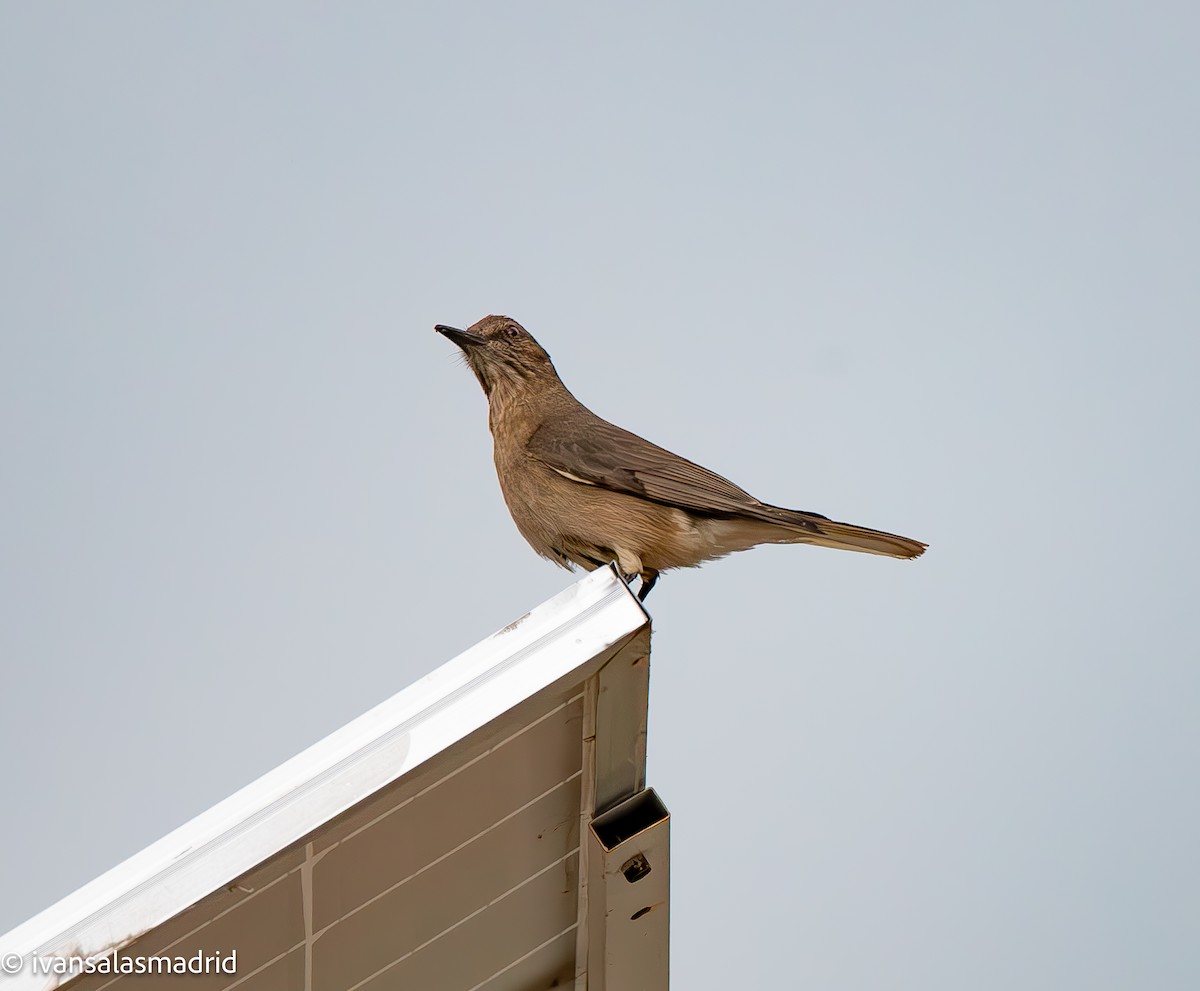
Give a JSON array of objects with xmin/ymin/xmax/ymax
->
[{"xmin": 436, "ymin": 315, "xmax": 925, "ymax": 601}]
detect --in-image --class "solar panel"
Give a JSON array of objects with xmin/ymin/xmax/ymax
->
[{"xmin": 1, "ymin": 566, "xmax": 667, "ymax": 991}]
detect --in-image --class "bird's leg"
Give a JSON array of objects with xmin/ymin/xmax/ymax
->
[{"xmin": 637, "ymin": 570, "xmax": 659, "ymax": 602}]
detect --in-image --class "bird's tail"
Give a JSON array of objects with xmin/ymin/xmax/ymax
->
[
  {"xmin": 791, "ymin": 517, "xmax": 926, "ymax": 559},
  {"xmin": 749, "ymin": 506, "xmax": 927, "ymax": 560}
]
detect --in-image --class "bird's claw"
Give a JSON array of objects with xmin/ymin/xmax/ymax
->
[{"xmin": 618, "ymin": 570, "xmax": 657, "ymax": 602}]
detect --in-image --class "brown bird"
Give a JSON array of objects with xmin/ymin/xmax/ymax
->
[{"xmin": 437, "ymin": 315, "xmax": 925, "ymax": 601}]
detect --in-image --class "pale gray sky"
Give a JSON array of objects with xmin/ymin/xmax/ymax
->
[{"xmin": 2, "ymin": 3, "xmax": 1198, "ymax": 988}]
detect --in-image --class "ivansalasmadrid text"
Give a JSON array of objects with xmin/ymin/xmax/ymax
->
[{"xmin": 31, "ymin": 949, "xmax": 237, "ymax": 977}]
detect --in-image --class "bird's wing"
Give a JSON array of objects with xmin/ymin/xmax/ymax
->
[
  {"xmin": 527, "ymin": 415, "xmax": 788, "ymax": 518},
  {"xmin": 527, "ymin": 412, "xmax": 925, "ymax": 559}
]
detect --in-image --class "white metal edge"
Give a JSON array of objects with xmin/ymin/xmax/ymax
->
[{"xmin": 0, "ymin": 567, "xmax": 647, "ymax": 989}]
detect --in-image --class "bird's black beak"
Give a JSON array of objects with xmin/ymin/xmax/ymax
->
[{"xmin": 435, "ymin": 324, "xmax": 486, "ymax": 349}]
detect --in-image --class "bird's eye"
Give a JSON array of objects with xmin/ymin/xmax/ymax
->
[{"xmin": 505, "ymin": 326, "xmax": 520, "ymax": 339}]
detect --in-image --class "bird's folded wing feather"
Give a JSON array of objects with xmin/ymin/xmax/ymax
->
[
  {"xmin": 527, "ymin": 416, "xmax": 813, "ymax": 520},
  {"xmin": 526, "ymin": 413, "xmax": 924, "ymax": 559}
]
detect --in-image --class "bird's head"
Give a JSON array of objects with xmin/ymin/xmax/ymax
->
[{"xmin": 436, "ymin": 315, "xmax": 556, "ymax": 398}]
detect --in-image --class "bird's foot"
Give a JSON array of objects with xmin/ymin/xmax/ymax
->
[{"xmin": 616, "ymin": 567, "xmax": 658, "ymax": 602}]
